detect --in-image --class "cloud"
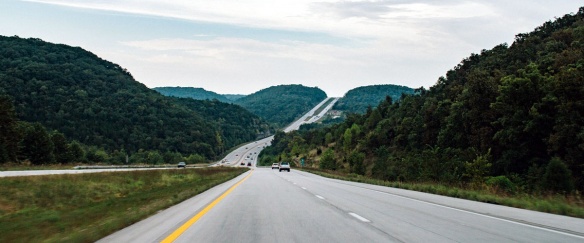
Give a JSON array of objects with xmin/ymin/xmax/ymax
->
[{"xmin": 16, "ymin": 0, "xmax": 584, "ymax": 96}]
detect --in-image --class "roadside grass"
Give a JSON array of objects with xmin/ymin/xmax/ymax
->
[
  {"xmin": 0, "ymin": 167, "xmax": 248, "ymax": 242},
  {"xmin": 300, "ymin": 168, "xmax": 584, "ymax": 219}
]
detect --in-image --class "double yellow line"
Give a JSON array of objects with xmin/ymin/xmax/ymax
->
[{"xmin": 161, "ymin": 171, "xmax": 254, "ymax": 243}]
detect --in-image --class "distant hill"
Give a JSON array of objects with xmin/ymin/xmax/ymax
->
[
  {"xmin": 334, "ymin": 84, "xmax": 415, "ymax": 114},
  {"xmin": 234, "ymin": 84, "xmax": 327, "ymax": 127},
  {"xmin": 153, "ymin": 86, "xmax": 232, "ymax": 103},
  {"xmin": 0, "ymin": 36, "xmax": 269, "ymax": 159},
  {"xmin": 223, "ymin": 94, "xmax": 246, "ymax": 101}
]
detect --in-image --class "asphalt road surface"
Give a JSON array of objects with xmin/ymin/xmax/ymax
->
[{"xmin": 99, "ymin": 168, "xmax": 584, "ymax": 242}]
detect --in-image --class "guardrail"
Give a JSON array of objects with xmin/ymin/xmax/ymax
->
[{"xmin": 72, "ymin": 164, "xmax": 208, "ymax": 170}]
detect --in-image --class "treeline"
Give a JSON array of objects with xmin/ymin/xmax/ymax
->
[
  {"xmin": 260, "ymin": 7, "xmax": 584, "ymax": 194},
  {"xmin": 153, "ymin": 86, "xmax": 233, "ymax": 103},
  {"xmin": 334, "ymin": 84, "xmax": 414, "ymax": 114},
  {"xmin": 234, "ymin": 84, "xmax": 327, "ymax": 127},
  {"xmin": 0, "ymin": 35, "xmax": 270, "ymax": 162},
  {"xmin": 0, "ymin": 95, "xmax": 211, "ymax": 165}
]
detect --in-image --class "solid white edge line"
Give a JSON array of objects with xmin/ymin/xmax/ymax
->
[
  {"xmin": 297, "ymin": 170, "xmax": 584, "ymax": 239},
  {"xmin": 315, "ymin": 195, "xmax": 325, "ymax": 200},
  {"xmin": 366, "ymin": 187, "xmax": 584, "ymax": 239},
  {"xmin": 349, "ymin": 212, "xmax": 371, "ymax": 222}
]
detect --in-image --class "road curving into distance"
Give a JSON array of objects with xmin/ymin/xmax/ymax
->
[
  {"xmin": 99, "ymin": 97, "xmax": 584, "ymax": 242},
  {"xmin": 212, "ymin": 97, "xmax": 338, "ymax": 168}
]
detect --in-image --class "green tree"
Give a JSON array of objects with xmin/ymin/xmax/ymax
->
[
  {"xmin": 51, "ymin": 132, "xmax": 72, "ymax": 163},
  {"xmin": 319, "ymin": 148, "xmax": 336, "ymax": 170},
  {"xmin": 366, "ymin": 108, "xmax": 382, "ymax": 130},
  {"xmin": 463, "ymin": 149, "xmax": 492, "ymax": 188},
  {"xmin": 348, "ymin": 151, "xmax": 365, "ymax": 175},
  {"xmin": 163, "ymin": 151, "xmax": 183, "ymax": 164},
  {"xmin": 342, "ymin": 128, "xmax": 352, "ymax": 153},
  {"xmin": 324, "ymin": 132, "xmax": 333, "ymax": 145},
  {"xmin": 108, "ymin": 149, "xmax": 128, "ymax": 165},
  {"xmin": 68, "ymin": 141, "xmax": 85, "ymax": 162},
  {"xmin": 542, "ymin": 157, "xmax": 574, "ymax": 193},
  {"xmin": 289, "ymin": 135, "xmax": 307, "ymax": 157},
  {"xmin": 146, "ymin": 151, "xmax": 164, "ymax": 165},
  {"xmin": 129, "ymin": 149, "xmax": 148, "ymax": 164},
  {"xmin": 0, "ymin": 95, "xmax": 19, "ymax": 163},
  {"xmin": 20, "ymin": 123, "xmax": 54, "ymax": 164},
  {"xmin": 185, "ymin": 153, "xmax": 206, "ymax": 164},
  {"xmin": 371, "ymin": 146, "xmax": 390, "ymax": 180},
  {"xmin": 491, "ymin": 64, "xmax": 551, "ymax": 174},
  {"xmin": 85, "ymin": 147, "xmax": 108, "ymax": 163}
]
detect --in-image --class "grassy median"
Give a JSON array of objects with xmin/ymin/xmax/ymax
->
[
  {"xmin": 300, "ymin": 168, "xmax": 584, "ymax": 219},
  {"xmin": 0, "ymin": 167, "xmax": 248, "ymax": 243}
]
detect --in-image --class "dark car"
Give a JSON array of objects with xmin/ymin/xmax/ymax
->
[
  {"xmin": 247, "ymin": 162, "xmax": 252, "ymax": 166},
  {"xmin": 177, "ymin": 162, "xmax": 186, "ymax": 168},
  {"xmin": 240, "ymin": 162, "xmax": 245, "ymax": 166}
]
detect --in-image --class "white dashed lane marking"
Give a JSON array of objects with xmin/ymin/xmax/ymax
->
[{"xmin": 349, "ymin": 212, "xmax": 371, "ymax": 223}]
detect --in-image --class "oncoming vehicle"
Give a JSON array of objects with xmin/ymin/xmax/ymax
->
[
  {"xmin": 279, "ymin": 162, "xmax": 290, "ymax": 172},
  {"xmin": 177, "ymin": 162, "xmax": 186, "ymax": 168},
  {"xmin": 271, "ymin": 163, "xmax": 279, "ymax": 170}
]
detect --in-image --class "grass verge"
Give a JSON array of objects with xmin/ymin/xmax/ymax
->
[
  {"xmin": 0, "ymin": 167, "xmax": 248, "ymax": 242},
  {"xmin": 300, "ymin": 167, "xmax": 584, "ymax": 219}
]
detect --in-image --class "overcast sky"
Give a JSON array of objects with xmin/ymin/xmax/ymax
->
[{"xmin": 1, "ymin": 0, "xmax": 581, "ymax": 97}]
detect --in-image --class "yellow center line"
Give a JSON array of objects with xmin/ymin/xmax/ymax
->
[{"xmin": 161, "ymin": 170, "xmax": 254, "ymax": 243}]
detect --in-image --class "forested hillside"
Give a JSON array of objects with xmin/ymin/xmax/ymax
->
[
  {"xmin": 234, "ymin": 84, "xmax": 327, "ymax": 127},
  {"xmin": 0, "ymin": 36, "xmax": 269, "ymax": 162},
  {"xmin": 261, "ymin": 8, "xmax": 584, "ymax": 193},
  {"xmin": 334, "ymin": 84, "xmax": 415, "ymax": 114},
  {"xmin": 223, "ymin": 94, "xmax": 246, "ymax": 102},
  {"xmin": 153, "ymin": 86, "xmax": 232, "ymax": 103}
]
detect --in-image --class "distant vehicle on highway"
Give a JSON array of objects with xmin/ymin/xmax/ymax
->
[
  {"xmin": 240, "ymin": 162, "xmax": 245, "ymax": 166},
  {"xmin": 247, "ymin": 162, "xmax": 252, "ymax": 166},
  {"xmin": 177, "ymin": 162, "xmax": 186, "ymax": 168},
  {"xmin": 279, "ymin": 162, "xmax": 290, "ymax": 172},
  {"xmin": 271, "ymin": 163, "xmax": 279, "ymax": 169}
]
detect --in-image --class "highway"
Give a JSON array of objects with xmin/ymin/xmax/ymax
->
[
  {"xmin": 98, "ymin": 97, "xmax": 584, "ymax": 242},
  {"xmin": 99, "ymin": 168, "xmax": 584, "ymax": 242},
  {"xmin": 0, "ymin": 98, "xmax": 338, "ymax": 177},
  {"xmin": 212, "ymin": 97, "xmax": 339, "ymax": 168},
  {"xmin": 7, "ymin": 97, "xmax": 583, "ymax": 242}
]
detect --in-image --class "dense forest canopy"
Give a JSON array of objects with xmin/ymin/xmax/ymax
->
[
  {"xmin": 261, "ymin": 7, "xmax": 584, "ymax": 193},
  {"xmin": 234, "ymin": 84, "xmax": 327, "ymax": 127},
  {"xmin": 153, "ymin": 86, "xmax": 233, "ymax": 103},
  {"xmin": 334, "ymin": 84, "xmax": 415, "ymax": 114},
  {"xmin": 0, "ymin": 35, "xmax": 269, "ymax": 161}
]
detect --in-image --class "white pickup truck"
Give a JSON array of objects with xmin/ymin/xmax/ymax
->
[{"xmin": 279, "ymin": 162, "xmax": 290, "ymax": 172}]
